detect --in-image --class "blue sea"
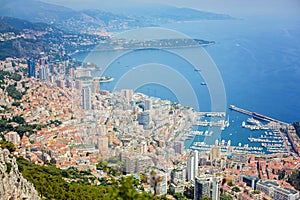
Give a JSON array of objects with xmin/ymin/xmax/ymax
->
[
  {"xmin": 163, "ymin": 19, "xmax": 300, "ymax": 123},
  {"xmin": 73, "ymin": 18, "xmax": 300, "ymax": 149}
]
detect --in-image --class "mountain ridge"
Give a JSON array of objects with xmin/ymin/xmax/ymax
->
[{"xmin": 0, "ymin": 0, "xmax": 233, "ymax": 33}]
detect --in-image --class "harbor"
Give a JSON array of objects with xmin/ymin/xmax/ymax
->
[
  {"xmin": 189, "ymin": 141, "xmax": 265, "ymax": 155},
  {"xmin": 193, "ymin": 111, "xmax": 229, "ymax": 130},
  {"xmin": 184, "ymin": 105, "xmax": 292, "ymax": 155},
  {"xmin": 229, "ymin": 105, "xmax": 288, "ymax": 126}
]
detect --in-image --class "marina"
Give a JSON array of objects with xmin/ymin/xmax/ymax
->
[
  {"xmin": 186, "ymin": 106, "xmax": 291, "ymax": 155},
  {"xmin": 196, "ymin": 112, "xmax": 226, "ymax": 117},
  {"xmin": 193, "ymin": 112, "xmax": 229, "ymax": 130},
  {"xmin": 193, "ymin": 120, "xmax": 229, "ymax": 129},
  {"xmin": 189, "ymin": 141, "xmax": 265, "ymax": 155}
]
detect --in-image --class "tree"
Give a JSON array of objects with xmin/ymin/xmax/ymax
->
[
  {"xmin": 287, "ymin": 169, "xmax": 300, "ymax": 190},
  {"xmin": 220, "ymin": 193, "xmax": 233, "ymax": 200},
  {"xmin": 139, "ymin": 173, "xmax": 147, "ymax": 183},
  {"xmin": 119, "ymin": 176, "xmax": 138, "ymax": 199},
  {"xmin": 201, "ymin": 196, "xmax": 212, "ymax": 200},
  {"xmin": 11, "ymin": 115, "xmax": 25, "ymax": 124},
  {"xmin": 232, "ymin": 186, "xmax": 241, "ymax": 193},
  {"xmin": 12, "ymin": 101, "xmax": 21, "ymax": 107},
  {"xmin": 96, "ymin": 159, "xmax": 109, "ymax": 173},
  {"xmin": 278, "ymin": 169, "xmax": 286, "ymax": 180},
  {"xmin": 0, "ymin": 140, "xmax": 16, "ymax": 153},
  {"xmin": 6, "ymin": 162, "xmax": 12, "ymax": 173},
  {"xmin": 6, "ymin": 84, "xmax": 23, "ymax": 100},
  {"xmin": 10, "ymin": 73, "xmax": 22, "ymax": 81},
  {"xmin": 174, "ymin": 192, "xmax": 187, "ymax": 200},
  {"xmin": 227, "ymin": 179, "xmax": 234, "ymax": 186},
  {"xmin": 251, "ymin": 190, "xmax": 260, "ymax": 194},
  {"xmin": 16, "ymin": 157, "xmax": 154, "ymax": 199}
]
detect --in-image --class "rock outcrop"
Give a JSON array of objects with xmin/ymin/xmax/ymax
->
[{"xmin": 0, "ymin": 148, "xmax": 40, "ymax": 200}]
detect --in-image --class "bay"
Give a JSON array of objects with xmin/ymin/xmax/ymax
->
[{"xmin": 72, "ymin": 18, "xmax": 300, "ymax": 150}]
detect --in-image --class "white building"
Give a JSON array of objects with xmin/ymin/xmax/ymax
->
[
  {"xmin": 194, "ymin": 175, "xmax": 221, "ymax": 200},
  {"xmin": 256, "ymin": 181, "xmax": 299, "ymax": 200},
  {"xmin": 4, "ymin": 131, "xmax": 20, "ymax": 146},
  {"xmin": 82, "ymin": 86, "xmax": 91, "ymax": 110},
  {"xmin": 150, "ymin": 169, "xmax": 168, "ymax": 196},
  {"xmin": 187, "ymin": 150, "xmax": 198, "ymax": 182}
]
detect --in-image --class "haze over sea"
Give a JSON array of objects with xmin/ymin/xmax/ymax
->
[
  {"xmin": 164, "ymin": 19, "xmax": 300, "ymax": 123},
  {"xmin": 74, "ymin": 17, "xmax": 300, "ymax": 148},
  {"xmin": 167, "ymin": 18, "xmax": 300, "ymax": 148}
]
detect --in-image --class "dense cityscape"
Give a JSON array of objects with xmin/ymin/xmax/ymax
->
[{"xmin": 0, "ymin": 0, "xmax": 300, "ymax": 200}]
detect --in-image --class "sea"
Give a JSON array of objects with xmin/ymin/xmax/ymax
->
[{"xmin": 72, "ymin": 17, "xmax": 300, "ymax": 151}]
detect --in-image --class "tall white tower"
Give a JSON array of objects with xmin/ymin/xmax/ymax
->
[
  {"xmin": 187, "ymin": 150, "xmax": 199, "ymax": 182},
  {"xmin": 187, "ymin": 155, "xmax": 194, "ymax": 181},
  {"xmin": 82, "ymin": 86, "xmax": 91, "ymax": 110},
  {"xmin": 194, "ymin": 150, "xmax": 199, "ymax": 179}
]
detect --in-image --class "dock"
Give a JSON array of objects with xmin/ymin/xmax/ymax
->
[
  {"xmin": 196, "ymin": 112, "xmax": 226, "ymax": 117},
  {"xmin": 229, "ymin": 105, "xmax": 288, "ymax": 126}
]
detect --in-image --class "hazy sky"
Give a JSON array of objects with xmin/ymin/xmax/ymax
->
[{"xmin": 41, "ymin": 0, "xmax": 300, "ymax": 19}]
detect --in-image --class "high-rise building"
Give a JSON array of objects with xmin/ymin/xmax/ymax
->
[
  {"xmin": 49, "ymin": 64, "xmax": 55, "ymax": 74},
  {"xmin": 171, "ymin": 165, "xmax": 186, "ymax": 185},
  {"xmin": 135, "ymin": 156, "xmax": 153, "ymax": 173},
  {"xmin": 125, "ymin": 156, "xmax": 137, "ymax": 174},
  {"xmin": 39, "ymin": 58, "xmax": 46, "ymax": 66},
  {"xmin": 137, "ymin": 111, "xmax": 151, "ymax": 129},
  {"xmin": 241, "ymin": 176, "xmax": 259, "ymax": 190},
  {"xmin": 187, "ymin": 151, "xmax": 198, "ymax": 182},
  {"xmin": 194, "ymin": 175, "xmax": 221, "ymax": 200},
  {"xmin": 82, "ymin": 86, "xmax": 91, "ymax": 110},
  {"xmin": 69, "ymin": 68, "xmax": 75, "ymax": 79},
  {"xmin": 97, "ymin": 136, "xmax": 108, "ymax": 152},
  {"xmin": 187, "ymin": 155, "xmax": 194, "ymax": 182},
  {"xmin": 75, "ymin": 80, "xmax": 82, "ymax": 91},
  {"xmin": 194, "ymin": 151, "xmax": 198, "ymax": 178},
  {"xmin": 121, "ymin": 89, "xmax": 134, "ymax": 102},
  {"xmin": 55, "ymin": 80, "xmax": 65, "ymax": 88},
  {"xmin": 39, "ymin": 66, "xmax": 48, "ymax": 81},
  {"xmin": 174, "ymin": 141, "xmax": 185, "ymax": 154},
  {"xmin": 98, "ymin": 125, "xmax": 107, "ymax": 136},
  {"xmin": 144, "ymin": 99, "xmax": 152, "ymax": 110},
  {"xmin": 27, "ymin": 59, "xmax": 36, "ymax": 78},
  {"xmin": 92, "ymin": 78, "xmax": 101, "ymax": 94},
  {"xmin": 150, "ymin": 169, "xmax": 168, "ymax": 196},
  {"xmin": 209, "ymin": 146, "xmax": 221, "ymax": 162}
]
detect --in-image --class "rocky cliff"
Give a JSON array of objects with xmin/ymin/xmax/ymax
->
[{"xmin": 0, "ymin": 148, "xmax": 40, "ymax": 200}]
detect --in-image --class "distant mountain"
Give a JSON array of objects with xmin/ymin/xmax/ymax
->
[
  {"xmin": 0, "ymin": 0, "xmax": 233, "ymax": 33},
  {"xmin": 81, "ymin": 9, "xmax": 129, "ymax": 24},
  {"xmin": 0, "ymin": 0, "xmax": 105, "ymax": 33},
  {"xmin": 0, "ymin": 16, "xmax": 61, "ymax": 33},
  {"xmin": 118, "ymin": 5, "xmax": 233, "ymax": 22},
  {"xmin": 0, "ymin": 19, "xmax": 19, "ymax": 33},
  {"xmin": 0, "ymin": 0, "xmax": 77, "ymax": 23},
  {"xmin": 0, "ymin": 16, "xmax": 102, "ymax": 59},
  {"xmin": 0, "ymin": 16, "xmax": 63, "ymax": 59}
]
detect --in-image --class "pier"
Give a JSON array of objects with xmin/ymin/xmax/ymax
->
[
  {"xmin": 193, "ymin": 120, "xmax": 227, "ymax": 127},
  {"xmin": 196, "ymin": 112, "xmax": 226, "ymax": 117},
  {"xmin": 193, "ymin": 111, "xmax": 229, "ymax": 129},
  {"xmin": 229, "ymin": 105, "xmax": 288, "ymax": 126}
]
